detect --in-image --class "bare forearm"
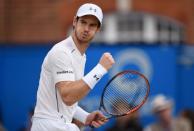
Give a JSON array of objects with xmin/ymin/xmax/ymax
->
[{"xmin": 56, "ymin": 80, "xmax": 90, "ymax": 106}]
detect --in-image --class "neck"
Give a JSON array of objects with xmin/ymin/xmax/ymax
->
[
  {"xmin": 71, "ymin": 32, "xmax": 89, "ymax": 55},
  {"xmin": 160, "ymin": 118, "xmax": 172, "ymax": 128}
]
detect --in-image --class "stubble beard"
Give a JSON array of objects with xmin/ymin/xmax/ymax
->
[{"xmin": 75, "ymin": 30, "xmax": 94, "ymax": 44}]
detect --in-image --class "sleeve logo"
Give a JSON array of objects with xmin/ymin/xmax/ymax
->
[{"xmin": 57, "ymin": 70, "xmax": 73, "ymax": 74}]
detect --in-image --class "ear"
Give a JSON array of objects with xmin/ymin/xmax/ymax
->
[
  {"xmin": 96, "ymin": 26, "xmax": 101, "ymax": 33},
  {"xmin": 73, "ymin": 16, "xmax": 77, "ymax": 28}
]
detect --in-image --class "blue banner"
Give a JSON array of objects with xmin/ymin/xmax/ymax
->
[{"xmin": 0, "ymin": 44, "xmax": 182, "ymax": 131}]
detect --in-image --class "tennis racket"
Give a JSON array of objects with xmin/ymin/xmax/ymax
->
[{"xmin": 95, "ymin": 70, "xmax": 150, "ymax": 122}]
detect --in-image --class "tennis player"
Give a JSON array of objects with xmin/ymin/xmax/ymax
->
[{"xmin": 31, "ymin": 3, "xmax": 115, "ymax": 131}]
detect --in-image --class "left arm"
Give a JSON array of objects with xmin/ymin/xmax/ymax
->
[
  {"xmin": 74, "ymin": 106, "xmax": 108, "ymax": 128},
  {"xmin": 73, "ymin": 106, "xmax": 89, "ymax": 124}
]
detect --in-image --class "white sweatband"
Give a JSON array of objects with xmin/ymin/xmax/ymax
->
[
  {"xmin": 82, "ymin": 64, "xmax": 107, "ymax": 89},
  {"xmin": 73, "ymin": 106, "xmax": 89, "ymax": 124}
]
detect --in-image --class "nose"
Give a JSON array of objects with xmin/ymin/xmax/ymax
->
[{"xmin": 84, "ymin": 25, "xmax": 89, "ymax": 32}]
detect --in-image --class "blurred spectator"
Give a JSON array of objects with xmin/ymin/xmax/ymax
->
[
  {"xmin": 0, "ymin": 106, "xmax": 6, "ymax": 131},
  {"xmin": 107, "ymin": 111, "xmax": 143, "ymax": 131},
  {"xmin": 179, "ymin": 109, "xmax": 194, "ymax": 131},
  {"xmin": 19, "ymin": 108, "xmax": 34, "ymax": 131},
  {"xmin": 0, "ymin": 123, "xmax": 6, "ymax": 131},
  {"xmin": 144, "ymin": 94, "xmax": 191, "ymax": 131},
  {"xmin": 25, "ymin": 108, "xmax": 34, "ymax": 131}
]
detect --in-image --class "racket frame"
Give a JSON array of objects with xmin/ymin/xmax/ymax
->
[{"xmin": 99, "ymin": 70, "xmax": 150, "ymax": 119}]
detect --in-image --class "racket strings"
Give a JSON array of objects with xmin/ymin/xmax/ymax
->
[
  {"xmin": 102, "ymin": 72, "xmax": 148, "ymax": 116},
  {"xmin": 104, "ymin": 93, "xmax": 130, "ymax": 115},
  {"xmin": 103, "ymin": 97, "xmax": 129, "ymax": 114}
]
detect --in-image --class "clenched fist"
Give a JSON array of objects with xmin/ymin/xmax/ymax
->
[{"xmin": 99, "ymin": 52, "xmax": 115, "ymax": 71}]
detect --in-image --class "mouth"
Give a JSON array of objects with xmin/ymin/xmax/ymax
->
[{"xmin": 82, "ymin": 33, "xmax": 88, "ymax": 39}]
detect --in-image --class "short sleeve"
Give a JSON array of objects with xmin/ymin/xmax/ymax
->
[{"xmin": 48, "ymin": 50, "xmax": 75, "ymax": 84}]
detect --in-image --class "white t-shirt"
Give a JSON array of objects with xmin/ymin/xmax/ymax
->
[{"xmin": 33, "ymin": 36, "xmax": 86, "ymax": 123}]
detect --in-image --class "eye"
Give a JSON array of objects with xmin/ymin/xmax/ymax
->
[
  {"xmin": 90, "ymin": 23, "xmax": 97, "ymax": 27},
  {"xmin": 80, "ymin": 20, "xmax": 87, "ymax": 25},
  {"xmin": 89, "ymin": 23, "xmax": 99, "ymax": 29}
]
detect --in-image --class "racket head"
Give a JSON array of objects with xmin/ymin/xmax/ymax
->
[{"xmin": 100, "ymin": 70, "xmax": 150, "ymax": 118}]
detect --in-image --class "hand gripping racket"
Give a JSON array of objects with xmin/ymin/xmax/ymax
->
[{"xmin": 95, "ymin": 70, "xmax": 150, "ymax": 122}]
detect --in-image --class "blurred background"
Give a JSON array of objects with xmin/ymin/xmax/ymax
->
[{"xmin": 0, "ymin": 0, "xmax": 194, "ymax": 131}]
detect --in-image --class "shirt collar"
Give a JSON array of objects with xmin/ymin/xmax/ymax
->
[{"xmin": 68, "ymin": 36, "xmax": 86, "ymax": 58}]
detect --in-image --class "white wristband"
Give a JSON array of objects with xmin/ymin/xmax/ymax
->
[
  {"xmin": 74, "ymin": 106, "xmax": 89, "ymax": 124},
  {"xmin": 82, "ymin": 64, "xmax": 107, "ymax": 89}
]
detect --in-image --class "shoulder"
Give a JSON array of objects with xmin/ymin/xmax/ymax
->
[
  {"xmin": 49, "ymin": 38, "xmax": 73, "ymax": 59},
  {"xmin": 144, "ymin": 122, "xmax": 160, "ymax": 131},
  {"xmin": 52, "ymin": 39, "xmax": 72, "ymax": 54},
  {"xmin": 174, "ymin": 117, "xmax": 192, "ymax": 129},
  {"xmin": 44, "ymin": 38, "xmax": 74, "ymax": 67}
]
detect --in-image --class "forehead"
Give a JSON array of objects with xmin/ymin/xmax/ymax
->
[{"xmin": 79, "ymin": 15, "xmax": 99, "ymax": 23}]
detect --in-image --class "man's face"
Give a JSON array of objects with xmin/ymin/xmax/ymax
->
[
  {"xmin": 156, "ymin": 108, "xmax": 172, "ymax": 122},
  {"xmin": 73, "ymin": 15, "xmax": 100, "ymax": 43}
]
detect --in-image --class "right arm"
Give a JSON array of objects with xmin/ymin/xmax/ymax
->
[
  {"xmin": 56, "ymin": 52, "xmax": 115, "ymax": 106},
  {"xmin": 56, "ymin": 79, "xmax": 90, "ymax": 106}
]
